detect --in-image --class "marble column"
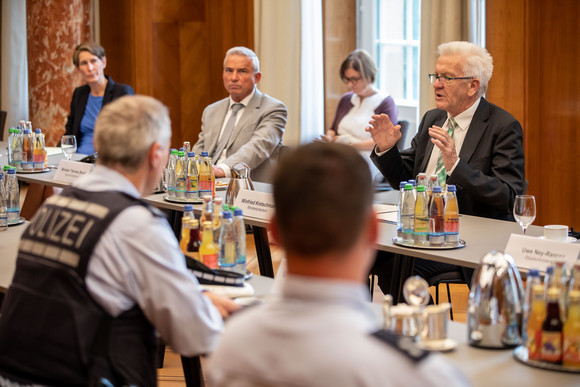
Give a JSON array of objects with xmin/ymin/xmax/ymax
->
[{"xmin": 26, "ymin": 0, "xmax": 92, "ymax": 146}]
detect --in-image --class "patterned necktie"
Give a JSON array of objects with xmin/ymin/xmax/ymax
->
[
  {"xmin": 435, "ymin": 117, "xmax": 457, "ymax": 187},
  {"xmin": 212, "ymin": 103, "xmax": 243, "ymax": 161}
]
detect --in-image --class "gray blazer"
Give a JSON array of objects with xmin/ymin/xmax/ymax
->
[{"xmin": 193, "ymin": 89, "xmax": 287, "ymax": 182}]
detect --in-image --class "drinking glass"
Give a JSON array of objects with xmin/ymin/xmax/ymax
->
[
  {"xmin": 61, "ymin": 135, "xmax": 77, "ymax": 160},
  {"xmin": 513, "ymin": 195, "xmax": 536, "ymax": 234}
]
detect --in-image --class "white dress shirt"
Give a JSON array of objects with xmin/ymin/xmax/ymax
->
[{"xmin": 424, "ymin": 98, "xmax": 482, "ymax": 177}]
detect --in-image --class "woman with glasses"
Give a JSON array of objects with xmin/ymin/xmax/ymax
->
[
  {"xmin": 323, "ymin": 49, "xmax": 398, "ymax": 176},
  {"xmin": 65, "ymin": 42, "xmax": 135, "ymax": 155}
]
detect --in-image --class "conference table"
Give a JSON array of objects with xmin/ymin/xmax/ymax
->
[
  {"xmin": 1, "ymin": 150, "xmax": 579, "ymax": 385},
  {"xmin": 0, "ymin": 226, "xmax": 577, "ymax": 385},
  {"xmin": 0, "ymin": 146, "xmax": 559, "ymax": 285}
]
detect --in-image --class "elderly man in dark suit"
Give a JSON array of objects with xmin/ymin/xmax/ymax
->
[
  {"xmin": 367, "ymin": 41, "xmax": 525, "ymax": 294},
  {"xmin": 193, "ymin": 46, "xmax": 287, "ymax": 183}
]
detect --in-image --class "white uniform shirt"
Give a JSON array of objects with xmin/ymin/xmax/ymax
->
[
  {"xmin": 208, "ymin": 275, "xmax": 470, "ymax": 387},
  {"xmin": 73, "ymin": 165, "xmax": 223, "ymax": 356}
]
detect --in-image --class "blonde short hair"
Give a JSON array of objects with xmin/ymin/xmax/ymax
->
[{"xmin": 94, "ymin": 95, "xmax": 171, "ymax": 172}]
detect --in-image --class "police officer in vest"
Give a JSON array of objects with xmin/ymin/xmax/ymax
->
[
  {"xmin": 0, "ymin": 95, "xmax": 239, "ymax": 386},
  {"xmin": 208, "ymin": 142, "xmax": 469, "ymax": 386}
]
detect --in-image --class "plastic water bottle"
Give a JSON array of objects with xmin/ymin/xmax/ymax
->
[
  {"xmin": 11, "ymin": 128, "xmax": 23, "ymax": 171},
  {"xmin": 416, "ymin": 173, "xmax": 427, "ymax": 188},
  {"xmin": 218, "ymin": 211, "xmax": 235, "ymax": 270},
  {"xmin": 175, "ymin": 151, "xmax": 187, "ymax": 198},
  {"xmin": 166, "ymin": 149, "xmax": 178, "ymax": 198},
  {"xmin": 5, "ymin": 169, "xmax": 19, "ymax": 224},
  {"xmin": 522, "ymin": 269, "xmax": 542, "ymax": 343},
  {"xmin": 186, "ymin": 152, "xmax": 198, "ymax": 200},
  {"xmin": 233, "ymin": 208, "xmax": 246, "ymax": 275},
  {"xmin": 198, "ymin": 151, "xmax": 215, "ymax": 198},
  {"xmin": 397, "ymin": 181, "xmax": 407, "ymax": 238},
  {"xmin": 401, "ymin": 183, "xmax": 415, "ymax": 242},
  {"xmin": 428, "ymin": 186, "xmax": 445, "ymax": 246},
  {"xmin": 444, "ymin": 185, "xmax": 459, "ymax": 243},
  {"xmin": 7, "ymin": 128, "xmax": 15, "ymax": 166},
  {"xmin": 183, "ymin": 204, "xmax": 194, "ymax": 220},
  {"xmin": 413, "ymin": 185, "xmax": 429, "ymax": 245},
  {"xmin": 408, "ymin": 179, "xmax": 417, "ymax": 199},
  {"xmin": 0, "ymin": 174, "xmax": 7, "ymax": 231}
]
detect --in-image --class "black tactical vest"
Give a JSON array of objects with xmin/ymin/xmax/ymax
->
[{"xmin": 0, "ymin": 187, "xmax": 161, "ymax": 386}]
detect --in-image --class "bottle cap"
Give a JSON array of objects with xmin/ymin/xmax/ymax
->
[
  {"xmin": 546, "ymin": 266, "xmax": 554, "ymax": 274},
  {"xmin": 547, "ymin": 288, "xmax": 559, "ymax": 298},
  {"xmin": 179, "ymin": 147, "xmax": 184, "ymax": 152},
  {"xmin": 178, "ymin": 151, "xmax": 185, "ymax": 157},
  {"xmin": 201, "ymin": 151, "xmax": 209, "ymax": 157},
  {"xmin": 188, "ymin": 218, "xmax": 199, "ymax": 227},
  {"xmin": 7, "ymin": 169, "xmax": 15, "ymax": 174},
  {"xmin": 408, "ymin": 179, "xmax": 416, "ymax": 186},
  {"xmin": 222, "ymin": 204, "xmax": 230, "ymax": 211},
  {"xmin": 214, "ymin": 197, "xmax": 223, "ymax": 205},
  {"xmin": 222, "ymin": 211, "xmax": 232, "ymax": 219},
  {"xmin": 404, "ymin": 183, "xmax": 413, "ymax": 190},
  {"xmin": 23, "ymin": 129, "xmax": 31, "ymax": 134},
  {"xmin": 183, "ymin": 204, "xmax": 193, "ymax": 212},
  {"xmin": 4, "ymin": 166, "xmax": 12, "ymax": 171},
  {"xmin": 234, "ymin": 209, "xmax": 243, "ymax": 216},
  {"xmin": 188, "ymin": 152, "xmax": 195, "ymax": 157},
  {"xmin": 432, "ymin": 186, "xmax": 442, "ymax": 193},
  {"xmin": 171, "ymin": 149, "xmax": 178, "ymax": 155},
  {"xmin": 447, "ymin": 185, "xmax": 456, "ymax": 192},
  {"xmin": 399, "ymin": 181, "xmax": 407, "ymax": 189},
  {"xmin": 35, "ymin": 129, "xmax": 41, "ymax": 133},
  {"xmin": 430, "ymin": 175, "xmax": 438, "ymax": 180},
  {"xmin": 202, "ymin": 195, "xmax": 212, "ymax": 201},
  {"xmin": 528, "ymin": 269, "xmax": 539, "ymax": 277},
  {"xmin": 416, "ymin": 185, "xmax": 425, "ymax": 192}
]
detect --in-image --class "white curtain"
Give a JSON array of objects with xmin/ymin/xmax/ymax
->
[
  {"xmin": 1, "ymin": 0, "xmax": 29, "ymax": 139},
  {"xmin": 419, "ymin": 0, "xmax": 485, "ymax": 118},
  {"xmin": 254, "ymin": 0, "xmax": 324, "ymax": 145}
]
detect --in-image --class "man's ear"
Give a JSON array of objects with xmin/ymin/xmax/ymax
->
[
  {"xmin": 268, "ymin": 214, "xmax": 282, "ymax": 246},
  {"xmin": 149, "ymin": 142, "xmax": 163, "ymax": 169},
  {"xmin": 468, "ymin": 78, "xmax": 480, "ymax": 97}
]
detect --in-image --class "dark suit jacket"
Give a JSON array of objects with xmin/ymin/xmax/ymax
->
[
  {"xmin": 64, "ymin": 75, "xmax": 134, "ymax": 145},
  {"xmin": 371, "ymin": 98, "xmax": 525, "ymax": 221}
]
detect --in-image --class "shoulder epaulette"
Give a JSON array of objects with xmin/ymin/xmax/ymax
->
[{"xmin": 371, "ymin": 329, "xmax": 430, "ymax": 363}]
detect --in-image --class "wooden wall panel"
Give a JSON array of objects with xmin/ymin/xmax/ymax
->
[
  {"xmin": 486, "ymin": 0, "xmax": 580, "ymax": 229},
  {"xmin": 322, "ymin": 0, "xmax": 357, "ymax": 131},
  {"xmin": 99, "ymin": 0, "xmax": 253, "ymax": 149}
]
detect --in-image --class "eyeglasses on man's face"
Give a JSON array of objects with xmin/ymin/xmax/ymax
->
[{"xmin": 428, "ymin": 74, "xmax": 474, "ymax": 85}]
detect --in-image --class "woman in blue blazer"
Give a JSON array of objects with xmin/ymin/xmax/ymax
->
[{"xmin": 64, "ymin": 42, "xmax": 134, "ymax": 155}]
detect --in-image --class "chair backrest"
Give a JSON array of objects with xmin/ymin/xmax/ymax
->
[
  {"xmin": 395, "ymin": 120, "xmax": 409, "ymax": 150},
  {"xmin": 0, "ymin": 111, "xmax": 7, "ymax": 141}
]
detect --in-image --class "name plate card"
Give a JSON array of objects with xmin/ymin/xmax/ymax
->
[
  {"xmin": 504, "ymin": 234, "xmax": 580, "ymax": 272},
  {"xmin": 234, "ymin": 189, "xmax": 275, "ymax": 221},
  {"xmin": 54, "ymin": 160, "xmax": 94, "ymax": 183}
]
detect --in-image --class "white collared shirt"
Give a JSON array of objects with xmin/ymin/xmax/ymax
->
[
  {"xmin": 424, "ymin": 97, "xmax": 482, "ymax": 177},
  {"xmin": 215, "ymin": 88, "xmax": 256, "ymax": 177}
]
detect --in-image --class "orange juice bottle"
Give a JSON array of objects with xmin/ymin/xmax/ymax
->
[
  {"xmin": 527, "ymin": 285, "xmax": 546, "ymax": 360},
  {"xmin": 200, "ymin": 221, "xmax": 218, "ymax": 269},
  {"xmin": 179, "ymin": 216, "xmax": 191, "ymax": 254},
  {"xmin": 563, "ymin": 290, "xmax": 580, "ymax": 368}
]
